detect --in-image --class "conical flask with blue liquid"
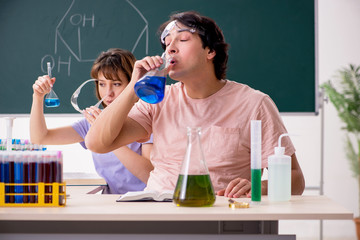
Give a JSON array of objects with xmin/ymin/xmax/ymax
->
[
  {"xmin": 134, "ymin": 53, "xmax": 168, "ymax": 104},
  {"xmin": 44, "ymin": 62, "xmax": 60, "ymax": 108}
]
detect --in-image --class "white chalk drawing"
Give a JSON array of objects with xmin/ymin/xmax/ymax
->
[{"xmin": 41, "ymin": 0, "xmax": 148, "ymax": 76}]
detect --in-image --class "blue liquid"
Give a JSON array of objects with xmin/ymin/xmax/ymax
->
[
  {"xmin": 14, "ymin": 161, "xmax": 23, "ymax": 203},
  {"xmin": 0, "ymin": 161, "xmax": 3, "ymax": 183},
  {"xmin": 4, "ymin": 162, "xmax": 9, "ymax": 203},
  {"xmin": 134, "ymin": 76, "xmax": 166, "ymax": 104},
  {"xmin": 45, "ymin": 98, "xmax": 60, "ymax": 107},
  {"xmin": 0, "ymin": 161, "xmax": 3, "ymax": 202}
]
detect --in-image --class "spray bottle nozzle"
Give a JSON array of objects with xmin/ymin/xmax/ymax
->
[{"xmin": 275, "ymin": 133, "xmax": 291, "ymax": 155}]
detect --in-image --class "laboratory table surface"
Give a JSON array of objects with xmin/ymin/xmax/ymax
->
[{"xmin": 0, "ymin": 185, "xmax": 353, "ymax": 236}]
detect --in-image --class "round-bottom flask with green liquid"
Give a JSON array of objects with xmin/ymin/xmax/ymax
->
[
  {"xmin": 173, "ymin": 174, "xmax": 215, "ymax": 207},
  {"xmin": 173, "ymin": 127, "xmax": 216, "ymax": 207}
]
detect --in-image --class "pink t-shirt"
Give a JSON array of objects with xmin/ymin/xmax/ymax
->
[{"xmin": 128, "ymin": 80, "xmax": 295, "ymax": 192}]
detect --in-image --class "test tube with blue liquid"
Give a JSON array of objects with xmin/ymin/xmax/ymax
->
[
  {"xmin": 134, "ymin": 52, "xmax": 169, "ymax": 104},
  {"xmin": 44, "ymin": 62, "xmax": 60, "ymax": 107},
  {"xmin": 1, "ymin": 152, "xmax": 10, "ymax": 203},
  {"xmin": 14, "ymin": 152, "xmax": 23, "ymax": 203}
]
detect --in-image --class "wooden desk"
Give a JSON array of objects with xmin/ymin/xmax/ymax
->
[{"xmin": 0, "ymin": 186, "xmax": 353, "ymax": 238}]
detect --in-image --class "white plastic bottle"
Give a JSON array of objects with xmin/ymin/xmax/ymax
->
[{"xmin": 268, "ymin": 134, "xmax": 292, "ymax": 202}]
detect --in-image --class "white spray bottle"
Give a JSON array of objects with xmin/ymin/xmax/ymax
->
[{"xmin": 268, "ymin": 133, "xmax": 292, "ymax": 202}]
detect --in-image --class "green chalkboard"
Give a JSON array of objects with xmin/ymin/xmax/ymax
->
[{"xmin": 0, "ymin": 0, "xmax": 316, "ymax": 114}]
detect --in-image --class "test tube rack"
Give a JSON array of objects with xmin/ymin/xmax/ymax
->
[{"xmin": 0, "ymin": 182, "xmax": 66, "ymax": 207}]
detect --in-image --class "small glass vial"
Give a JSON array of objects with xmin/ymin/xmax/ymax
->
[{"xmin": 173, "ymin": 127, "xmax": 216, "ymax": 207}]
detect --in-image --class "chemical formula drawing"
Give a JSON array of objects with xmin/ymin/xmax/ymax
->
[{"xmin": 40, "ymin": 0, "xmax": 148, "ymax": 77}]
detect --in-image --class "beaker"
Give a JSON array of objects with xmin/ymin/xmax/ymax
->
[
  {"xmin": 173, "ymin": 127, "xmax": 216, "ymax": 207},
  {"xmin": 44, "ymin": 62, "xmax": 60, "ymax": 108},
  {"xmin": 134, "ymin": 52, "xmax": 168, "ymax": 104}
]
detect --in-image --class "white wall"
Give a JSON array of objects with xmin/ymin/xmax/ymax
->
[
  {"xmin": 0, "ymin": 0, "xmax": 359, "ymax": 239},
  {"xmin": 280, "ymin": 0, "xmax": 360, "ymax": 239}
]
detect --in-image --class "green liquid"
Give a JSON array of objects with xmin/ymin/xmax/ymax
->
[
  {"xmin": 173, "ymin": 174, "xmax": 216, "ymax": 207},
  {"xmin": 251, "ymin": 169, "xmax": 262, "ymax": 202}
]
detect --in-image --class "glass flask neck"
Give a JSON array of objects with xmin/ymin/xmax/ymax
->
[
  {"xmin": 187, "ymin": 127, "xmax": 201, "ymax": 136},
  {"xmin": 181, "ymin": 127, "xmax": 208, "ymax": 175}
]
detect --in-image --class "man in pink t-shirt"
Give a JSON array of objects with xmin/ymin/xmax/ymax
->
[{"xmin": 86, "ymin": 11, "xmax": 305, "ymax": 198}]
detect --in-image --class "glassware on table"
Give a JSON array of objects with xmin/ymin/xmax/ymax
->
[{"xmin": 173, "ymin": 127, "xmax": 216, "ymax": 207}]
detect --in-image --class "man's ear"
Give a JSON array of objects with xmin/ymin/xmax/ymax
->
[{"xmin": 207, "ymin": 48, "xmax": 216, "ymax": 60}]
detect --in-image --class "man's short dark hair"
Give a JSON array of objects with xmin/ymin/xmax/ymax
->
[{"xmin": 159, "ymin": 11, "xmax": 229, "ymax": 80}]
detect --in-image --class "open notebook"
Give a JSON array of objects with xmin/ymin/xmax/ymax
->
[{"xmin": 116, "ymin": 190, "xmax": 174, "ymax": 202}]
